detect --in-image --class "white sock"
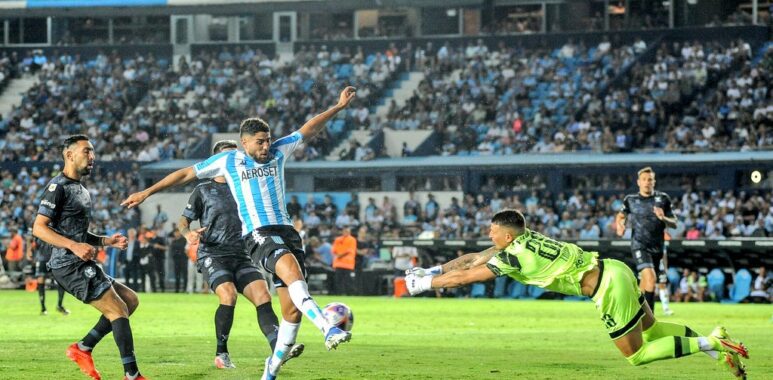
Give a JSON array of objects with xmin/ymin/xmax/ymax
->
[
  {"xmin": 269, "ymin": 319, "xmax": 300, "ymax": 373},
  {"xmin": 287, "ymin": 280, "xmax": 330, "ymax": 334},
  {"xmin": 697, "ymin": 337, "xmax": 719, "ymax": 359},
  {"xmin": 658, "ymin": 288, "xmax": 671, "ymax": 310}
]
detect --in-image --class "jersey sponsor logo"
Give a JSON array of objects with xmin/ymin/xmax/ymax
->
[
  {"xmin": 186, "ymin": 203, "xmax": 192, "ymax": 209},
  {"xmin": 48, "ymin": 183, "xmax": 57, "ymax": 192},
  {"xmin": 84, "ymin": 266, "xmax": 96, "ymax": 279},
  {"xmin": 204, "ymin": 257, "xmax": 212, "ymax": 268},
  {"xmin": 240, "ymin": 166, "xmax": 278, "ymax": 181},
  {"xmin": 41, "ymin": 199, "xmax": 56, "ymax": 209},
  {"xmin": 635, "ymin": 250, "xmax": 641, "ymax": 258}
]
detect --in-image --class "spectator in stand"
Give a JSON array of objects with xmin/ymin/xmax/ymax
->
[
  {"xmin": 169, "ymin": 229, "xmax": 188, "ymax": 293},
  {"xmin": 4, "ymin": 227, "xmax": 23, "ymax": 272},
  {"xmin": 744, "ymin": 266, "xmax": 770, "ymax": 303},
  {"xmin": 331, "ymin": 227, "xmax": 357, "ymax": 295}
]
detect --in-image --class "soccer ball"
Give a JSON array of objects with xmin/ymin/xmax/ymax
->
[{"xmin": 322, "ymin": 302, "xmax": 354, "ymax": 331}]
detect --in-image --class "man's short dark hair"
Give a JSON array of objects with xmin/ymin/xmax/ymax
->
[
  {"xmin": 491, "ymin": 209, "xmax": 526, "ymax": 232},
  {"xmin": 62, "ymin": 134, "xmax": 89, "ymax": 154},
  {"xmin": 212, "ymin": 139, "xmax": 238, "ymax": 154},
  {"xmin": 239, "ymin": 117, "xmax": 270, "ymax": 137}
]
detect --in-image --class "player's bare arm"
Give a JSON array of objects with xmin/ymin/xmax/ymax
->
[
  {"xmin": 615, "ymin": 212, "xmax": 627, "ymax": 236},
  {"xmin": 653, "ymin": 206, "xmax": 677, "ymax": 228},
  {"xmin": 33, "ymin": 214, "xmax": 96, "ymax": 260},
  {"xmin": 433, "ymin": 265, "xmax": 497, "ymax": 289},
  {"xmin": 297, "ymin": 86, "xmax": 356, "ymax": 140},
  {"xmin": 121, "ymin": 166, "xmax": 197, "ymax": 208},
  {"xmin": 441, "ymin": 246, "xmax": 499, "ymax": 273}
]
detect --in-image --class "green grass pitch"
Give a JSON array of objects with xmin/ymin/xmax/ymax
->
[{"xmin": 0, "ymin": 290, "xmax": 771, "ymax": 379}]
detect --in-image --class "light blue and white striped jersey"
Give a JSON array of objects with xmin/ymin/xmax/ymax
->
[{"xmin": 193, "ymin": 132, "xmax": 303, "ymax": 236}]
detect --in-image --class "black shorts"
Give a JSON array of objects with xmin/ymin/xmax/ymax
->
[
  {"xmin": 245, "ymin": 225, "xmax": 307, "ymax": 288},
  {"xmin": 35, "ymin": 260, "xmax": 51, "ymax": 278},
  {"xmin": 632, "ymin": 248, "xmax": 663, "ymax": 272},
  {"xmin": 197, "ymin": 255, "xmax": 263, "ymax": 292},
  {"xmin": 50, "ymin": 261, "xmax": 114, "ymax": 304}
]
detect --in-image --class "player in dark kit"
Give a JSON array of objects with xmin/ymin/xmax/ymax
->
[
  {"xmin": 616, "ymin": 167, "xmax": 677, "ymax": 316},
  {"xmin": 26, "ymin": 235, "xmax": 70, "ymax": 315},
  {"xmin": 178, "ymin": 140, "xmax": 303, "ymax": 370},
  {"xmin": 32, "ymin": 135, "xmax": 147, "ymax": 380}
]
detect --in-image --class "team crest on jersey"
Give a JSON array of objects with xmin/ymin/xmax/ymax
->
[
  {"xmin": 48, "ymin": 184, "xmax": 57, "ymax": 192},
  {"xmin": 204, "ymin": 258, "xmax": 212, "ymax": 268},
  {"xmin": 252, "ymin": 231, "xmax": 266, "ymax": 245},
  {"xmin": 84, "ymin": 266, "xmax": 96, "ymax": 278}
]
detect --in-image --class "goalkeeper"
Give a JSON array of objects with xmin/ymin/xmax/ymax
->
[{"xmin": 406, "ymin": 209, "xmax": 748, "ymax": 378}]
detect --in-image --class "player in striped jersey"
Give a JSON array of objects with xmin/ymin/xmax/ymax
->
[{"xmin": 123, "ymin": 86, "xmax": 357, "ymax": 379}]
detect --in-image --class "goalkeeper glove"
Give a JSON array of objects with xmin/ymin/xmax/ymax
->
[
  {"xmin": 406, "ymin": 274, "xmax": 433, "ymax": 296},
  {"xmin": 405, "ymin": 265, "xmax": 442, "ymax": 277}
]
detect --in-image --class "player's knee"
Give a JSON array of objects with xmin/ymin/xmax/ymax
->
[
  {"xmin": 217, "ymin": 285, "xmax": 238, "ymax": 305},
  {"xmin": 251, "ymin": 289, "xmax": 271, "ymax": 305},
  {"xmin": 125, "ymin": 293, "xmax": 140, "ymax": 315},
  {"xmin": 282, "ymin": 304, "xmax": 302, "ymax": 322}
]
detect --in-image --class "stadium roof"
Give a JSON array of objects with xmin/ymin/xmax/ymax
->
[
  {"xmin": 0, "ymin": 0, "xmax": 499, "ymax": 17},
  {"xmin": 141, "ymin": 151, "xmax": 773, "ymax": 173}
]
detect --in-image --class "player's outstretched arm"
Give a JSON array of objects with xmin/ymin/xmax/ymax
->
[
  {"xmin": 121, "ymin": 167, "xmax": 197, "ymax": 209},
  {"xmin": 442, "ymin": 246, "xmax": 499, "ymax": 273},
  {"xmin": 33, "ymin": 214, "xmax": 96, "ymax": 260},
  {"xmin": 406, "ymin": 265, "xmax": 496, "ymax": 295},
  {"xmin": 297, "ymin": 86, "xmax": 356, "ymax": 140}
]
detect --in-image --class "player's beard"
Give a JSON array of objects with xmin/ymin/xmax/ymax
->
[{"xmin": 79, "ymin": 163, "xmax": 93, "ymax": 176}]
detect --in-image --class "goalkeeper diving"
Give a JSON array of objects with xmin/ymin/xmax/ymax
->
[{"xmin": 406, "ymin": 209, "xmax": 749, "ymax": 378}]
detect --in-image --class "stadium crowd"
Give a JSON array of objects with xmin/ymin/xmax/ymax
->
[
  {"xmin": 374, "ymin": 38, "xmax": 771, "ymax": 157},
  {"xmin": 0, "ymin": 44, "xmax": 403, "ymax": 163},
  {"xmin": 0, "ymin": 38, "xmax": 769, "ymax": 164}
]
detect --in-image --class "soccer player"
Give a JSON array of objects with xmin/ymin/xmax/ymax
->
[
  {"xmin": 122, "ymin": 86, "xmax": 357, "ymax": 380},
  {"xmin": 178, "ymin": 140, "xmax": 303, "ymax": 369},
  {"xmin": 26, "ymin": 234, "xmax": 70, "ymax": 315},
  {"xmin": 615, "ymin": 166, "xmax": 676, "ymax": 315},
  {"xmin": 406, "ymin": 209, "xmax": 748, "ymax": 378},
  {"xmin": 32, "ymin": 135, "xmax": 147, "ymax": 380}
]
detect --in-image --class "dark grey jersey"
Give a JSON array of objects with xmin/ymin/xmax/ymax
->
[
  {"xmin": 36, "ymin": 174, "xmax": 93, "ymax": 269},
  {"xmin": 182, "ymin": 181, "xmax": 246, "ymax": 259},
  {"xmin": 620, "ymin": 191, "xmax": 674, "ymax": 254}
]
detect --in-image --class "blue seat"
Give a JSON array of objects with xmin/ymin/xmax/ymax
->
[
  {"xmin": 706, "ymin": 268, "xmax": 725, "ymax": 301},
  {"xmin": 508, "ymin": 281, "xmax": 527, "ymax": 299},
  {"xmin": 493, "ymin": 276, "xmax": 508, "ymax": 298},
  {"xmin": 723, "ymin": 269, "xmax": 752, "ymax": 303},
  {"xmin": 667, "ymin": 267, "xmax": 680, "ymax": 294},
  {"xmin": 528, "ymin": 285, "xmax": 544, "ymax": 299},
  {"xmin": 470, "ymin": 283, "xmax": 486, "ymax": 298}
]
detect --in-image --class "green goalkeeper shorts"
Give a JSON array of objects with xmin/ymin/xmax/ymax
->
[{"xmin": 590, "ymin": 259, "xmax": 646, "ymax": 340}]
